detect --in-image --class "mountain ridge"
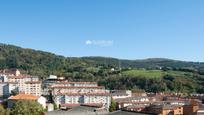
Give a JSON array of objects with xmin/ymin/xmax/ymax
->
[{"xmin": 1, "ymin": 43, "xmax": 201, "ymax": 63}]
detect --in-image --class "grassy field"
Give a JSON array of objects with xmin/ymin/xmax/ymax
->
[
  {"xmin": 122, "ymin": 69, "xmax": 164, "ymax": 78},
  {"xmin": 122, "ymin": 69, "xmax": 195, "ymax": 78}
]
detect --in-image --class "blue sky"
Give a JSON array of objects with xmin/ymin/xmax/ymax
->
[{"xmin": 0, "ymin": 0, "xmax": 204, "ymax": 61}]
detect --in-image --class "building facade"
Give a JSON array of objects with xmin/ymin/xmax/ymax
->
[
  {"xmin": 0, "ymin": 82, "xmax": 18, "ymax": 98},
  {"xmin": 25, "ymin": 81, "xmax": 42, "ymax": 96},
  {"xmin": 0, "ymin": 69, "xmax": 41, "ymax": 97},
  {"xmin": 50, "ymin": 82, "xmax": 111, "ymax": 110}
]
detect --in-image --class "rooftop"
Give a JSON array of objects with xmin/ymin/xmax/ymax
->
[
  {"xmin": 108, "ymin": 111, "xmax": 150, "ymax": 115},
  {"xmin": 8, "ymin": 94, "xmax": 39, "ymax": 100},
  {"xmin": 51, "ymin": 86, "xmax": 105, "ymax": 89},
  {"xmin": 7, "ymin": 75, "xmax": 32, "ymax": 79},
  {"xmin": 46, "ymin": 106, "xmax": 108, "ymax": 115},
  {"xmin": 55, "ymin": 81, "xmax": 98, "ymax": 84},
  {"xmin": 56, "ymin": 92, "xmax": 110, "ymax": 96}
]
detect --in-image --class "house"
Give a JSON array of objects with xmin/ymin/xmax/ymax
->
[
  {"xmin": 144, "ymin": 103, "xmax": 183, "ymax": 115},
  {"xmin": 8, "ymin": 94, "xmax": 46, "ymax": 109},
  {"xmin": 183, "ymin": 100, "xmax": 200, "ymax": 115},
  {"xmin": 0, "ymin": 69, "xmax": 21, "ymax": 77}
]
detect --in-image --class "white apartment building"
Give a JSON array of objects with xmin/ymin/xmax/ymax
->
[
  {"xmin": 111, "ymin": 90, "xmax": 132, "ymax": 99},
  {"xmin": 7, "ymin": 75, "xmax": 40, "ymax": 94},
  {"xmin": 51, "ymin": 82, "xmax": 111, "ymax": 110},
  {"xmin": 7, "ymin": 76, "xmax": 28, "ymax": 92},
  {"xmin": 55, "ymin": 93, "xmax": 111, "ymax": 110},
  {"xmin": 0, "ymin": 69, "xmax": 42, "ymax": 97}
]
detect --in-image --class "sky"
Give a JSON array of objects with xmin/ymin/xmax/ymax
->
[{"xmin": 0, "ymin": 0, "xmax": 204, "ymax": 61}]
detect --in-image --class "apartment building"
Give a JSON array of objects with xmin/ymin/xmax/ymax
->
[
  {"xmin": 50, "ymin": 81, "xmax": 111, "ymax": 110},
  {"xmin": 0, "ymin": 69, "xmax": 41, "ymax": 96},
  {"xmin": 110, "ymin": 90, "xmax": 132, "ymax": 99},
  {"xmin": 25, "ymin": 81, "xmax": 42, "ymax": 96},
  {"xmin": 115, "ymin": 96, "xmax": 155, "ymax": 109}
]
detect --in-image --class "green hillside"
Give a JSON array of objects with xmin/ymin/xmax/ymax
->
[
  {"xmin": 122, "ymin": 69, "xmax": 164, "ymax": 78},
  {"xmin": 1, "ymin": 43, "xmax": 204, "ymax": 94}
]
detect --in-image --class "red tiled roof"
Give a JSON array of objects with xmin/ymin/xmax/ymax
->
[
  {"xmin": 8, "ymin": 94, "xmax": 39, "ymax": 100},
  {"xmin": 118, "ymin": 101, "xmax": 154, "ymax": 104},
  {"xmin": 60, "ymin": 82, "xmax": 97, "ymax": 84},
  {"xmin": 56, "ymin": 93, "xmax": 110, "ymax": 96},
  {"xmin": 0, "ymin": 69, "xmax": 19, "ymax": 74},
  {"xmin": 51, "ymin": 86, "xmax": 105, "ymax": 89}
]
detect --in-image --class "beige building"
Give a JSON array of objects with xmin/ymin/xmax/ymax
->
[
  {"xmin": 0, "ymin": 69, "xmax": 41, "ymax": 96},
  {"xmin": 145, "ymin": 103, "xmax": 183, "ymax": 115},
  {"xmin": 25, "ymin": 81, "xmax": 42, "ymax": 96}
]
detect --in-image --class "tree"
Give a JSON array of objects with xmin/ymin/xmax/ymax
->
[
  {"xmin": 109, "ymin": 99, "xmax": 117, "ymax": 112},
  {"xmin": 10, "ymin": 100, "xmax": 44, "ymax": 115},
  {"xmin": 11, "ymin": 89, "xmax": 19, "ymax": 96}
]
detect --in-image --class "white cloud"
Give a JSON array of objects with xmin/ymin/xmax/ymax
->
[
  {"xmin": 85, "ymin": 40, "xmax": 92, "ymax": 45},
  {"xmin": 85, "ymin": 40, "xmax": 113, "ymax": 47}
]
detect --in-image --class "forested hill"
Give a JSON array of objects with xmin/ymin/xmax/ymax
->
[
  {"xmin": 1, "ymin": 43, "xmax": 204, "ymax": 77},
  {"xmin": 83, "ymin": 56, "xmax": 204, "ymax": 72},
  {"xmin": 1, "ymin": 43, "xmax": 204, "ymax": 93}
]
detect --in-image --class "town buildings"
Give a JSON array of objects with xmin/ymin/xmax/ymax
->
[
  {"xmin": 45, "ymin": 80, "xmax": 111, "ymax": 110},
  {"xmin": 115, "ymin": 96, "xmax": 156, "ymax": 110},
  {"xmin": 2, "ymin": 69, "xmax": 204, "ymax": 114},
  {"xmin": 0, "ymin": 69, "xmax": 42, "ymax": 97}
]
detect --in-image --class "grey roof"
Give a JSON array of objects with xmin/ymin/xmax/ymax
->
[
  {"xmin": 107, "ymin": 111, "xmax": 150, "ymax": 115},
  {"xmin": 45, "ymin": 107, "xmax": 150, "ymax": 115},
  {"xmin": 45, "ymin": 106, "xmax": 108, "ymax": 115}
]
